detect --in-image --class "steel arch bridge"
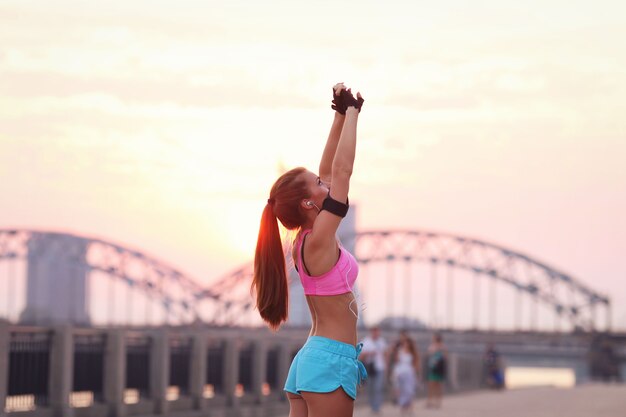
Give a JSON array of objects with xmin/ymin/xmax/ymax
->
[{"xmin": 0, "ymin": 229, "xmax": 611, "ymax": 331}]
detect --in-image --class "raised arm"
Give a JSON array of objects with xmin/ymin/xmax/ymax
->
[
  {"xmin": 310, "ymin": 89, "xmax": 363, "ymax": 246},
  {"xmin": 319, "ymin": 83, "xmax": 347, "ymax": 184},
  {"xmin": 328, "ymin": 105, "xmax": 358, "ymax": 204},
  {"xmin": 319, "ymin": 113, "xmax": 345, "ymax": 184},
  {"xmin": 302, "ymin": 87, "xmax": 364, "ymax": 276}
]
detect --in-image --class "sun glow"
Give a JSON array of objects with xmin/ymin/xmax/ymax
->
[
  {"xmin": 218, "ymin": 199, "xmax": 300, "ymax": 266},
  {"xmin": 220, "ymin": 201, "xmax": 264, "ymax": 257}
]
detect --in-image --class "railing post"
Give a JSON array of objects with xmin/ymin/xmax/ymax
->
[
  {"xmin": 0, "ymin": 320, "xmax": 9, "ymax": 417},
  {"xmin": 151, "ymin": 329, "xmax": 169, "ymax": 415},
  {"xmin": 190, "ymin": 332, "xmax": 207, "ymax": 410},
  {"xmin": 223, "ymin": 338, "xmax": 238, "ymax": 407},
  {"xmin": 447, "ymin": 353, "xmax": 459, "ymax": 391},
  {"xmin": 253, "ymin": 340, "xmax": 268, "ymax": 404},
  {"xmin": 104, "ymin": 329, "xmax": 126, "ymax": 417},
  {"xmin": 49, "ymin": 325, "xmax": 73, "ymax": 417},
  {"xmin": 277, "ymin": 342, "xmax": 293, "ymax": 402}
]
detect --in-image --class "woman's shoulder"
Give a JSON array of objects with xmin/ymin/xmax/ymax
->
[
  {"xmin": 298, "ymin": 228, "xmax": 313, "ymax": 239},
  {"xmin": 292, "ymin": 229, "xmax": 311, "ymax": 261},
  {"xmin": 293, "ymin": 229, "xmax": 313, "ymax": 249}
]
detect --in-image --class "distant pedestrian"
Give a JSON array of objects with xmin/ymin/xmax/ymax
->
[
  {"xmin": 389, "ymin": 331, "xmax": 420, "ymax": 415},
  {"xmin": 483, "ymin": 343, "xmax": 505, "ymax": 389},
  {"xmin": 426, "ymin": 332, "xmax": 447, "ymax": 408},
  {"xmin": 360, "ymin": 326, "xmax": 388, "ymax": 414}
]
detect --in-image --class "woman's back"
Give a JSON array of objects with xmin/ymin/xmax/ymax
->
[
  {"xmin": 294, "ymin": 229, "xmax": 359, "ymax": 345},
  {"xmin": 306, "ymin": 294, "xmax": 358, "ymax": 344}
]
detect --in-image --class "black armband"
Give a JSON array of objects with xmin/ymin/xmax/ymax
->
[{"xmin": 322, "ymin": 193, "xmax": 349, "ymax": 218}]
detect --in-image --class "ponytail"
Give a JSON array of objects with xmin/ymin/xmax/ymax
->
[
  {"xmin": 252, "ymin": 167, "xmax": 309, "ymax": 331},
  {"xmin": 253, "ymin": 202, "xmax": 289, "ymax": 330}
]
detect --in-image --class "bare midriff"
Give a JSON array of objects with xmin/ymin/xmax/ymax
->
[{"xmin": 305, "ymin": 293, "xmax": 358, "ymax": 346}]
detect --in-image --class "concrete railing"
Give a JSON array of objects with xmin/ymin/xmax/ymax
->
[{"xmin": 0, "ymin": 322, "xmax": 485, "ymax": 417}]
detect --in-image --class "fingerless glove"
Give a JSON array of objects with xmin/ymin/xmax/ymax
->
[
  {"xmin": 340, "ymin": 88, "xmax": 365, "ymax": 113},
  {"xmin": 331, "ymin": 87, "xmax": 347, "ymax": 114}
]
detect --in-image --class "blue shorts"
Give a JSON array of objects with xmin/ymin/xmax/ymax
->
[{"xmin": 284, "ymin": 336, "xmax": 368, "ymax": 400}]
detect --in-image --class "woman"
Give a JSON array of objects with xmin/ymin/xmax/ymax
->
[
  {"xmin": 389, "ymin": 332, "xmax": 420, "ymax": 415},
  {"xmin": 253, "ymin": 83, "xmax": 365, "ymax": 417},
  {"xmin": 426, "ymin": 333, "xmax": 447, "ymax": 409}
]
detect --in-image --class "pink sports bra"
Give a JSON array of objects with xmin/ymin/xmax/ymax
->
[{"xmin": 295, "ymin": 229, "xmax": 359, "ymax": 296}]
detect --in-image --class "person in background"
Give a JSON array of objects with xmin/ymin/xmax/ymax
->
[
  {"xmin": 360, "ymin": 326, "xmax": 388, "ymax": 414},
  {"xmin": 389, "ymin": 330, "xmax": 420, "ymax": 415},
  {"xmin": 426, "ymin": 332, "xmax": 447, "ymax": 409},
  {"xmin": 483, "ymin": 343, "xmax": 505, "ymax": 389}
]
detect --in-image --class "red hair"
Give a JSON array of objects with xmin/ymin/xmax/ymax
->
[{"xmin": 253, "ymin": 167, "xmax": 309, "ymax": 330}]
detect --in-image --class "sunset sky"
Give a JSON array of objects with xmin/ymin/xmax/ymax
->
[{"xmin": 1, "ymin": 1, "xmax": 625, "ymax": 328}]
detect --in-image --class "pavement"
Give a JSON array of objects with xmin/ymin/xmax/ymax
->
[{"xmin": 353, "ymin": 384, "xmax": 626, "ymax": 417}]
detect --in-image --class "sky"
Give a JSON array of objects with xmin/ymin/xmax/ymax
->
[{"xmin": 1, "ymin": 1, "xmax": 625, "ymax": 329}]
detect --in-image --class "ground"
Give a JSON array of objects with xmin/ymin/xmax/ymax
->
[{"xmin": 353, "ymin": 384, "xmax": 626, "ymax": 417}]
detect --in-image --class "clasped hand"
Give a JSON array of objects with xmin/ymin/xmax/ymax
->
[{"xmin": 331, "ymin": 82, "xmax": 364, "ymax": 114}]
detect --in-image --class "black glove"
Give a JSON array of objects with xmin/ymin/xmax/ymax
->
[
  {"xmin": 340, "ymin": 88, "xmax": 365, "ymax": 113},
  {"xmin": 331, "ymin": 86, "xmax": 347, "ymax": 114}
]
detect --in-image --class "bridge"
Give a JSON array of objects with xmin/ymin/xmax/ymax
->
[
  {"xmin": 0, "ymin": 226, "xmax": 612, "ymax": 332},
  {"xmin": 0, "ymin": 225, "xmax": 624, "ymax": 417}
]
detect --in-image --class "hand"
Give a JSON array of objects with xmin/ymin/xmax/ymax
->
[
  {"xmin": 340, "ymin": 88, "xmax": 364, "ymax": 113},
  {"xmin": 331, "ymin": 82, "xmax": 347, "ymax": 114}
]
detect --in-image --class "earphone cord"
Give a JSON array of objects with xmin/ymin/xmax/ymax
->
[{"xmin": 343, "ymin": 260, "xmax": 363, "ymax": 319}]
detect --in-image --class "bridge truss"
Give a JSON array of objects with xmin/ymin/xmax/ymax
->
[{"xmin": 0, "ymin": 229, "xmax": 611, "ymax": 331}]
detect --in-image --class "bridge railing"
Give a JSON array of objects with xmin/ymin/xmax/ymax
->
[
  {"xmin": 4, "ymin": 327, "xmax": 52, "ymax": 412},
  {"xmin": 0, "ymin": 322, "xmax": 485, "ymax": 417}
]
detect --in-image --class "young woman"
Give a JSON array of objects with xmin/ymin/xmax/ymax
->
[
  {"xmin": 389, "ymin": 332, "xmax": 420, "ymax": 414},
  {"xmin": 252, "ymin": 83, "xmax": 365, "ymax": 417},
  {"xmin": 426, "ymin": 333, "xmax": 447, "ymax": 409}
]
